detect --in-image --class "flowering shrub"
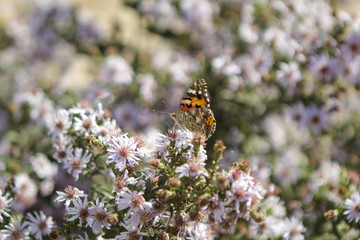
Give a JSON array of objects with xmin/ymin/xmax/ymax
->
[{"xmin": 1, "ymin": 0, "xmax": 360, "ymax": 239}]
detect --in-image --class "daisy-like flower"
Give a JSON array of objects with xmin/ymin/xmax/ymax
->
[
  {"xmin": 340, "ymin": 32, "xmax": 360, "ymax": 61},
  {"xmin": 52, "ymin": 143, "xmax": 73, "ymax": 163},
  {"xmin": 94, "ymin": 119, "xmax": 117, "ymax": 144},
  {"xmin": 89, "ymin": 199, "xmax": 111, "ymax": 234},
  {"xmin": 30, "ymin": 153, "xmax": 58, "ymax": 180},
  {"xmin": 66, "ymin": 197, "xmax": 93, "ymax": 227},
  {"xmin": 282, "ymin": 217, "xmax": 306, "ymax": 240},
  {"xmin": 107, "ymin": 134, "xmax": 140, "ymax": 171},
  {"xmin": 344, "ymin": 192, "xmax": 360, "ymax": 224},
  {"xmin": 46, "ymin": 109, "xmax": 71, "ymax": 137},
  {"xmin": 203, "ymin": 194, "xmax": 227, "ymax": 222},
  {"xmin": 285, "ymin": 103, "xmax": 307, "ymax": 128},
  {"xmin": 116, "ymin": 222, "xmax": 147, "ymax": 240},
  {"xmin": 227, "ymin": 170, "xmax": 265, "ymax": 217},
  {"xmin": 308, "ymin": 54, "xmax": 336, "ymax": 82},
  {"xmin": 25, "ymin": 211, "xmax": 56, "ymax": 240},
  {"xmin": 64, "ymin": 148, "xmax": 92, "ymax": 180},
  {"xmin": 114, "ymin": 170, "xmax": 137, "ymax": 193},
  {"xmin": 73, "ymin": 113, "xmax": 98, "ymax": 136},
  {"xmin": 0, "ymin": 189, "xmax": 12, "ymax": 223},
  {"xmin": 0, "ymin": 216, "xmax": 30, "ymax": 240},
  {"xmin": 175, "ymin": 159, "xmax": 209, "ymax": 178},
  {"xmin": 302, "ymin": 105, "xmax": 328, "ymax": 134},
  {"xmin": 55, "ymin": 185, "xmax": 87, "ymax": 208},
  {"xmin": 116, "ymin": 189, "xmax": 152, "ymax": 217},
  {"xmin": 101, "ymin": 55, "xmax": 133, "ymax": 85},
  {"xmin": 274, "ymin": 148, "xmax": 302, "ymax": 186},
  {"xmin": 186, "ymin": 222, "xmax": 214, "ymax": 240},
  {"xmin": 276, "ymin": 62, "xmax": 302, "ymax": 94},
  {"xmin": 126, "ymin": 208, "xmax": 153, "ymax": 229},
  {"xmin": 13, "ymin": 173, "xmax": 37, "ymax": 211}
]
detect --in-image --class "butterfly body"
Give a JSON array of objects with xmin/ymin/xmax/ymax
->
[{"xmin": 171, "ymin": 79, "xmax": 216, "ymax": 139}]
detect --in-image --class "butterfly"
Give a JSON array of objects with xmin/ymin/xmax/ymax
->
[{"xmin": 170, "ymin": 79, "xmax": 216, "ymax": 140}]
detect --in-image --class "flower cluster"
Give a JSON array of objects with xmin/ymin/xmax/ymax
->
[{"xmin": 2, "ymin": 0, "xmax": 360, "ymax": 239}]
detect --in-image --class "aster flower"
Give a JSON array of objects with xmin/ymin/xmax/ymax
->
[
  {"xmin": 227, "ymin": 170, "xmax": 265, "ymax": 217},
  {"xmin": 116, "ymin": 189, "xmax": 152, "ymax": 217},
  {"xmin": 0, "ymin": 189, "xmax": 12, "ymax": 223},
  {"xmin": 344, "ymin": 192, "xmax": 360, "ymax": 224},
  {"xmin": 126, "ymin": 208, "xmax": 153, "ymax": 229},
  {"xmin": 30, "ymin": 153, "xmax": 58, "ymax": 179},
  {"xmin": 63, "ymin": 148, "xmax": 92, "ymax": 180},
  {"xmin": 13, "ymin": 173, "xmax": 37, "ymax": 211},
  {"xmin": 282, "ymin": 217, "xmax": 306, "ymax": 240},
  {"xmin": 302, "ymin": 105, "xmax": 328, "ymax": 134},
  {"xmin": 25, "ymin": 211, "xmax": 56, "ymax": 240},
  {"xmin": 203, "ymin": 195, "xmax": 227, "ymax": 222},
  {"xmin": 94, "ymin": 119, "xmax": 117, "ymax": 144},
  {"xmin": 101, "ymin": 55, "xmax": 133, "ymax": 85},
  {"xmin": 66, "ymin": 197, "xmax": 93, "ymax": 227},
  {"xmin": 249, "ymin": 216, "xmax": 285, "ymax": 238},
  {"xmin": 276, "ymin": 62, "xmax": 302, "ymax": 94},
  {"xmin": 73, "ymin": 113, "xmax": 98, "ymax": 136},
  {"xmin": 46, "ymin": 109, "xmax": 71, "ymax": 137},
  {"xmin": 186, "ymin": 222, "xmax": 214, "ymax": 240},
  {"xmin": 52, "ymin": 143, "xmax": 73, "ymax": 163},
  {"xmin": 114, "ymin": 170, "xmax": 137, "ymax": 193},
  {"xmin": 115, "ymin": 222, "xmax": 147, "ymax": 240},
  {"xmin": 175, "ymin": 159, "xmax": 209, "ymax": 178},
  {"xmin": 107, "ymin": 134, "xmax": 140, "ymax": 171},
  {"xmin": 340, "ymin": 32, "xmax": 360, "ymax": 61},
  {"xmin": 89, "ymin": 199, "xmax": 111, "ymax": 234},
  {"xmin": 55, "ymin": 185, "xmax": 87, "ymax": 208},
  {"xmin": 308, "ymin": 54, "xmax": 337, "ymax": 82},
  {"xmin": 274, "ymin": 148, "xmax": 303, "ymax": 187},
  {"xmin": 0, "ymin": 217, "xmax": 30, "ymax": 240},
  {"xmin": 285, "ymin": 103, "xmax": 307, "ymax": 127}
]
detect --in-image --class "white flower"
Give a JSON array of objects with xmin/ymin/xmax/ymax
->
[
  {"xmin": 30, "ymin": 153, "xmax": 58, "ymax": 179},
  {"xmin": 186, "ymin": 222, "xmax": 214, "ymax": 240},
  {"xmin": 116, "ymin": 189, "xmax": 152, "ymax": 217},
  {"xmin": 13, "ymin": 174, "xmax": 37, "ymax": 211},
  {"xmin": 0, "ymin": 189, "xmax": 12, "ymax": 223},
  {"xmin": 126, "ymin": 208, "xmax": 153, "ymax": 229},
  {"xmin": 64, "ymin": 148, "xmax": 92, "ymax": 180},
  {"xmin": 285, "ymin": 103, "xmax": 307, "ymax": 127},
  {"xmin": 55, "ymin": 185, "xmax": 87, "ymax": 208},
  {"xmin": 340, "ymin": 32, "xmax": 360, "ymax": 61},
  {"xmin": 302, "ymin": 105, "xmax": 328, "ymax": 134},
  {"xmin": 52, "ymin": 143, "xmax": 73, "ymax": 163},
  {"xmin": 276, "ymin": 62, "xmax": 302, "ymax": 94},
  {"xmin": 180, "ymin": 0, "xmax": 216, "ymax": 31},
  {"xmin": 89, "ymin": 199, "xmax": 111, "ymax": 234},
  {"xmin": 107, "ymin": 134, "xmax": 140, "ymax": 171},
  {"xmin": 46, "ymin": 109, "xmax": 71, "ymax": 137},
  {"xmin": 308, "ymin": 54, "xmax": 337, "ymax": 82},
  {"xmin": 282, "ymin": 217, "xmax": 306, "ymax": 240},
  {"xmin": 274, "ymin": 147, "xmax": 302, "ymax": 186},
  {"xmin": 114, "ymin": 170, "xmax": 137, "ymax": 193},
  {"xmin": 25, "ymin": 211, "xmax": 56, "ymax": 240},
  {"xmin": 73, "ymin": 113, "xmax": 98, "ymax": 136},
  {"xmin": 101, "ymin": 55, "xmax": 133, "ymax": 85},
  {"xmin": 203, "ymin": 195, "xmax": 227, "ymax": 222},
  {"xmin": 66, "ymin": 197, "xmax": 93, "ymax": 227},
  {"xmin": 115, "ymin": 222, "xmax": 147, "ymax": 240},
  {"xmin": 344, "ymin": 192, "xmax": 360, "ymax": 224},
  {"xmin": 227, "ymin": 170, "xmax": 265, "ymax": 217},
  {"xmin": 175, "ymin": 159, "xmax": 209, "ymax": 178},
  {"xmin": 94, "ymin": 119, "xmax": 117, "ymax": 144},
  {"xmin": 0, "ymin": 217, "xmax": 30, "ymax": 240}
]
